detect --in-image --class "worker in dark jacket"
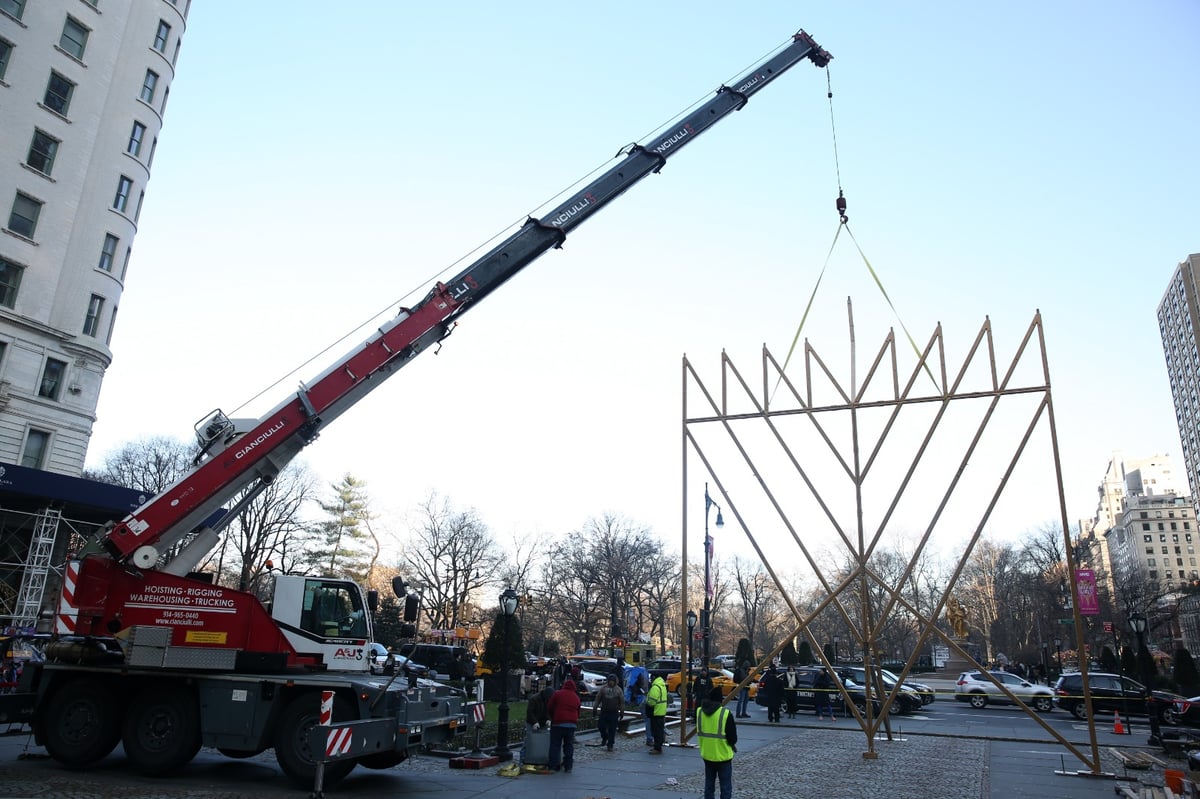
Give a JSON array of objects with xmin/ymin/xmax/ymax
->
[
  {"xmin": 696, "ymin": 685, "xmax": 737, "ymax": 799},
  {"xmin": 526, "ymin": 685, "xmax": 554, "ymax": 731},
  {"xmin": 762, "ymin": 665, "xmax": 784, "ymax": 723}
]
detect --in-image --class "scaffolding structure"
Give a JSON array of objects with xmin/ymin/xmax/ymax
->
[{"xmin": 0, "ymin": 505, "xmax": 93, "ymax": 633}]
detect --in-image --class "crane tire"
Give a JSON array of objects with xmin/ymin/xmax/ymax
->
[
  {"xmin": 274, "ymin": 692, "xmax": 357, "ymax": 788},
  {"xmin": 40, "ymin": 676, "xmax": 123, "ymax": 768},
  {"xmin": 121, "ymin": 683, "xmax": 202, "ymax": 775}
]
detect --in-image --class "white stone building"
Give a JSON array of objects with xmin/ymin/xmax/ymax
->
[{"xmin": 0, "ymin": 0, "xmax": 189, "ymax": 473}]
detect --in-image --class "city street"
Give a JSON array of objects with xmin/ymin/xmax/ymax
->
[{"xmin": 0, "ymin": 680, "xmax": 1182, "ymax": 799}]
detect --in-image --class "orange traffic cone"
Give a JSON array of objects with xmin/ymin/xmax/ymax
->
[{"xmin": 1113, "ymin": 711, "xmax": 1125, "ymax": 735}]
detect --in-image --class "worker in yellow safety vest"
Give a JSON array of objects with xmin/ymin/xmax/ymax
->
[
  {"xmin": 645, "ymin": 674, "xmax": 669, "ymax": 753},
  {"xmin": 695, "ymin": 685, "xmax": 738, "ymax": 799}
]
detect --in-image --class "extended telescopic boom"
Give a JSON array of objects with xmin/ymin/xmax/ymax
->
[{"xmin": 102, "ymin": 30, "xmax": 832, "ymax": 568}]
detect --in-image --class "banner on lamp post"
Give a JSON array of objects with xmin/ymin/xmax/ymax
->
[{"xmin": 1075, "ymin": 568, "xmax": 1099, "ymax": 615}]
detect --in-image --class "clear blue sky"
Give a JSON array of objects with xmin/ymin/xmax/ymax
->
[{"xmin": 88, "ymin": 2, "xmax": 1200, "ymax": 557}]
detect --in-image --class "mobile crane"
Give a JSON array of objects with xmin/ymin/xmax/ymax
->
[{"xmin": 21, "ymin": 30, "xmax": 831, "ymax": 788}]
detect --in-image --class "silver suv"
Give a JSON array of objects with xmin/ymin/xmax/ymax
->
[{"xmin": 954, "ymin": 669, "xmax": 1054, "ymax": 711}]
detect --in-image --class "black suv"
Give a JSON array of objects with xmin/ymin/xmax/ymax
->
[
  {"xmin": 397, "ymin": 643, "xmax": 476, "ymax": 681},
  {"xmin": 755, "ymin": 667, "xmax": 883, "ymax": 716},
  {"xmin": 646, "ymin": 658, "xmax": 686, "ymax": 683},
  {"xmin": 834, "ymin": 666, "xmax": 923, "ymax": 714},
  {"xmin": 1053, "ymin": 672, "xmax": 1183, "ymax": 723}
]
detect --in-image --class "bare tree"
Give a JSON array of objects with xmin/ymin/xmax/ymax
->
[
  {"xmin": 398, "ymin": 493, "xmax": 503, "ymax": 630},
  {"xmin": 201, "ymin": 463, "xmax": 318, "ymax": 590},
  {"xmin": 85, "ymin": 435, "xmax": 194, "ymax": 493}
]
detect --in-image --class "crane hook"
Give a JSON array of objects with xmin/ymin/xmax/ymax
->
[{"xmin": 836, "ymin": 190, "xmax": 848, "ymax": 224}]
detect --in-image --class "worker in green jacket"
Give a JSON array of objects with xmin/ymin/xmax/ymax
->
[
  {"xmin": 696, "ymin": 685, "xmax": 738, "ymax": 799},
  {"xmin": 645, "ymin": 674, "xmax": 669, "ymax": 753}
]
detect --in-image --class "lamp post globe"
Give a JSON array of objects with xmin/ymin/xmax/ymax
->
[{"xmin": 495, "ymin": 588, "xmax": 520, "ymax": 760}]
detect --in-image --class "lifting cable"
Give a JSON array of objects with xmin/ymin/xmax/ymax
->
[{"xmin": 773, "ymin": 67, "xmax": 938, "ymax": 401}]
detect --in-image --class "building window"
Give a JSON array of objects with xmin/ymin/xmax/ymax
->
[
  {"xmin": 1163, "ymin": 546, "xmax": 1170, "ymax": 555},
  {"xmin": 43, "ymin": 71, "xmax": 76, "ymax": 116},
  {"xmin": 1148, "ymin": 558, "xmax": 1157, "ymax": 567},
  {"xmin": 120, "ymin": 246, "xmax": 131, "ymax": 280},
  {"xmin": 98, "ymin": 233, "xmax": 118, "ymax": 271},
  {"xmin": 140, "ymin": 69, "xmax": 158, "ymax": 103},
  {"xmin": 0, "ymin": 38, "xmax": 12, "ymax": 81},
  {"xmin": 1143, "ymin": 523, "xmax": 1151, "ymax": 531},
  {"xmin": 1144, "ymin": 534, "xmax": 1154, "ymax": 542},
  {"xmin": 83, "ymin": 294, "xmax": 103, "ymax": 336},
  {"xmin": 59, "ymin": 17, "xmax": 90, "ymax": 60},
  {"xmin": 21, "ymin": 429, "xmax": 49, "ymax": 469},
  {"xmin": 26, "ymin": 130, "xmax": 60, "ymax": 176},
  {"xmin": 38, "ymin": 358, "xmax": 66, "ymax": 399},
  {"xmin": 105, "ymin": 306, "xmax": 117, "ymax": 345},
  {"xmin": 127, "ymin": 121, "xmax": 146, "ymax": 156},
  {"xmin": 133, "ymin": 191, "xmax": 144, "ymax": 222},
  {"xmin": 1159, "ymin": 523, "xmax": 1166, "ymax": 531},
  {"xmin": 148, "ymin": 138, "xmax": 158, "ymax": 167},
  {"xmin": 153, "ymin": 20, "xmax": 170, "ymax": 52},
  {"xmin": 113, "ymin": 176, "xmax": 132, "ymax": 212},
  {"xmin": 0, "ymin": 257, "xmax": 23, "ymax": 307},
  {"xmin": 0, "ymin": 0, "xmax": 25, "ymax": 21},
  {"xmin": 8, "ymin": 192, "xmax": 42, "ymax": 239}
]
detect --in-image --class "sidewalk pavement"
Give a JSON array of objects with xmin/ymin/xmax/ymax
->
[{"xmin": 0, "ymin": 701, "xmax": 1179, "ymax": 798}]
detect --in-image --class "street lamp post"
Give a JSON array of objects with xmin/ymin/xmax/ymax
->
[
  {"xmin": 1129, "ymin": 612, "xmax": 1162, "ymax": 745},
  {"xmin": 495, "ymin": 588, "xmax": 520, "ymax": 761},
  {"xmin": 1040, "ymin": 641, "xmax": 1048, "ymax": 685},
  {"xmin": 1054, "ymin": 637, "xmax": 1062, "ymax": 678},
  {"xmin": 833, "ymin": 636, "xmax": 840, "ymax": 666},
  {"xmin": 702, "ymin": 482, "xmax": 724, "ymax": 699},
  {"xmin": 686, "ymin": 610, "xmax": 698, "ymax": 712}
]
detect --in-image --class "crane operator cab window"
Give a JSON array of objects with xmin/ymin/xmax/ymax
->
[{"xmin": 301, "ymin": 580, "xmax": 368, "ymax": 639}]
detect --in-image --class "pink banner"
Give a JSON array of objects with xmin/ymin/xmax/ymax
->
[{"xmin": 1075, "ymin": 568, "xmax": 1099, "ymax": 615}]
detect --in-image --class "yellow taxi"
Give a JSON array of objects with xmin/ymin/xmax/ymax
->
[{"xmin": 666, "ymin": 667, "xmax": 758, "ymax": 700}]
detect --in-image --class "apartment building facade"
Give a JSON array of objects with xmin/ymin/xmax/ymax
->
[
  {"xmin": 0, "ymin": 0, "xmax": 189, "ymax": 474},
  {"xmin": 1159, "ymin": 253, "xmax": 1200, "ymax": 515}
]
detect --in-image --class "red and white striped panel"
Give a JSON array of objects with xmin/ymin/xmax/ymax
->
[
  {"xmin": 320, "ymin": 691, "xmax": 334, "ymax": 726},
  {"xmin": 55, "ymin": 559, "xmax": 80, "ymax": 634},
  {"xmin": 325, "ymin": 727, "xmax": 352, "ymax": 758},
  {"xmin": 472, "ymin": 703, "xmax": 485, "ymax": 723}
]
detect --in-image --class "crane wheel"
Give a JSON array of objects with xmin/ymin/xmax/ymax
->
[
  {"xmin": 121, "ymin": 683, "xmax": 202, "ymax": 775},
  {"xmin": 274, "ymin": 692, "xmax": 357, "ymax": 788},
  {"xmin": 40, "ymin": 676, "xmax": 123, "ymax": 768}
]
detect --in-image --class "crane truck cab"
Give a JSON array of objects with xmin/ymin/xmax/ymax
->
[{"xmin": 267, "ymin": 574, "xmax": 373, "ymax": 672}]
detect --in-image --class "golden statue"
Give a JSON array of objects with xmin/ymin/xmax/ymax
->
[{"xmin": 946, "ymin": 596, "xmax": 969, "ymax": 638}]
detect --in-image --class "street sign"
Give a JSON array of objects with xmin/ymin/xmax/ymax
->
[
  {"xmin": 1103, "ymin": 621, "xmax": 1113, "ymax": 633},
  {"xmin": 1058, "ymin": 618, "xmax": 1075, "ymax": 624}
]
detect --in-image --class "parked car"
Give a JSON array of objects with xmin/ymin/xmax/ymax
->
[
  {"xmin": 666, "ymin": 668, "xmax": 759, "ymax": 700},
  {"xmin": 835, "ymin": 666, "xmax": 923, "ymax": 714},
  {"xmin": 396, "ymin": 643, "xmax": 475, "ymax": 680},
  {"xmin": 754, "ymin": 667, "xmax": 883, "ymax": 716},
  {"xmin": 646, "ymin": 658, "xmax": 686, "ymax": 683},
  {"xmin": 367, "ymin": 642, "xmax": 429, "ymax": 677},
  {"xmin": 1053, "ymin": 672, "xmax": 1183, "ymax": 723},
  {"xmin": 575, "ymin": 668, "xmax": 609, "ymax": 697},
  {"xmin": 955, "ymin": 669, "xmax": 1054, "ymax": 711},
  {"xmin": 877, "ymin": 667, "xmax": 936, "ymax": 705},
  {"xmin": 1171, "ymin": 696, "xmax": 1200, "ymax": 727}
]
